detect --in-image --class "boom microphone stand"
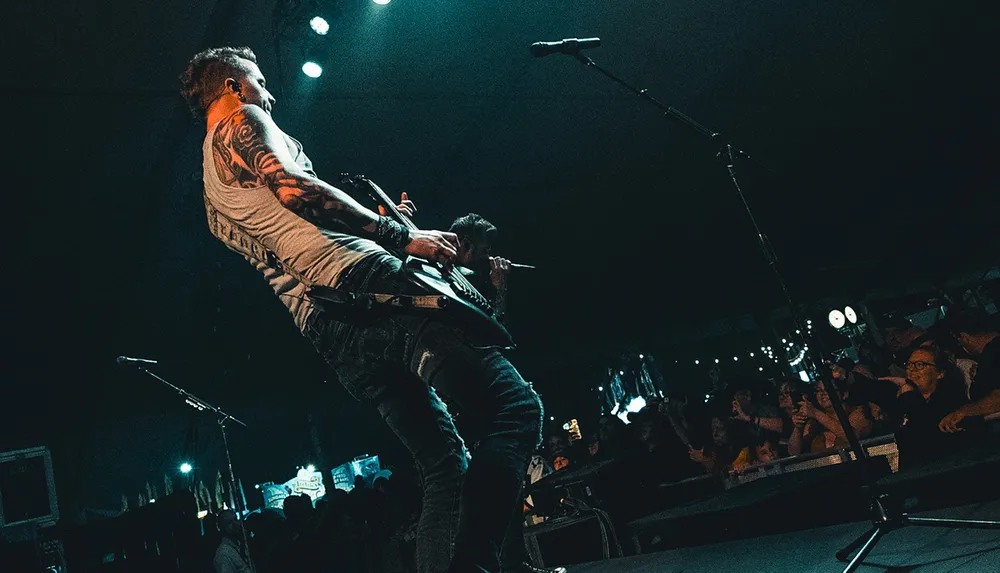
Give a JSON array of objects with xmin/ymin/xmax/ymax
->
[
  {"xmin": 541, "ymin": 42, "xmax": 1000, "ymax": 572},
  {"xmin": 126, "ymin": 363, "xmax": 257, "ymax": 573}
]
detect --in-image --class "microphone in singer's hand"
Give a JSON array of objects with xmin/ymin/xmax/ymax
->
[
  {"xmin": 530, "ymin": 37, "xmax": 601, "ymax": 58},
  {"xmin": 117, "ymin": 355, "xmax": 158, "ymax": 366}
]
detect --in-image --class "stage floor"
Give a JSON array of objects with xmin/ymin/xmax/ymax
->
[{"xmin": 567, "ymin": 499, "xmax": 1000, "ymax": 573}]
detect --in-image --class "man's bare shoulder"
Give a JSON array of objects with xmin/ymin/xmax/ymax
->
[{"xmin": 210, "ymin": 104, "xmax": 281, "ymax": 188}]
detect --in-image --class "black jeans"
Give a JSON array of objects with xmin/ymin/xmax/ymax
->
[{"xmin": 304, "ymin": 254, "xmax": 544, "ymax": 573}]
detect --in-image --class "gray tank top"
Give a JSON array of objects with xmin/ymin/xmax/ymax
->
[{"xmin": 201, "ymin": 117, "xmax": 384, "ymax": 331}]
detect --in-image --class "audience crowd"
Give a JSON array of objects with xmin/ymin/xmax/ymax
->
[{"xmin": 149, "ymin": 308, "xmax": 1000, "ymax": 573}]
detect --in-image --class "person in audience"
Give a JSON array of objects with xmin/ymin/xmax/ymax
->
[
  {"xmin": 214, "ymin": 510, "xmax": 252, "ymax": 573},
  {"xmin": 689, "ymin": 414, "xmax": 751, "ymax": 475},
  {"xmin": 593, "ymin": 414, "xmax": 635, "ymax": 460},
  {"xmin": 726, "ymin": 376, "xmax": 783, "ymax": 448},
  {"xmin": 883, "ymin": 345, "xmax": 983, "ymax": 466},
  {"xmin": 830, "ymin": 357, "xmax": 900, "ymax": 429},
  {"xmin": 545, "ymin": 432, "xmax": 572, "ymax": 471},
  {"xmin": 788, "ymin": 380, "xmax": 880, "ymax": 455},
  {"xmin": 772, "ymin": 379, "xmax": 808, "ymax": 452},
  {"xmin": 749, "ymin": 437, "xmax": 780, "ymax": 467},
  {"xmin": 937, "ymin": 313, "xmax": 1000, "ymax": 432}
]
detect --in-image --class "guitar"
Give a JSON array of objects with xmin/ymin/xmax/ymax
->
[{"xmin": 311, "ymin": 174, "xmax": 515, "ymax": 349}]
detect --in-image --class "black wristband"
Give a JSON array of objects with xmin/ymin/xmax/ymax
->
[{"xmin": 375, "ymin": 216, "xmax": 412, "ymax": 249}]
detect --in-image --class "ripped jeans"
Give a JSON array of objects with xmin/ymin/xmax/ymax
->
[{"xmin": 303, "ymin": 254, "xmax": 544, "ymax": 573}]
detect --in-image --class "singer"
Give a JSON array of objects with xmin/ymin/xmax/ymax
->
[
  {"xmin": 449, "ymin": 213, "xmax": 512, "ymax": 323},
  {"xmin": 446, "ymin": 213, "xmax": 558, "ymax": 573},
  {"xmin": 181, "ymin": 47, "xmax": 544, "ymax": 573}
]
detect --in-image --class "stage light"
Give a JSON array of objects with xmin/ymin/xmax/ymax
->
[
  {"xmin": 844, "ymin": 306, "xmax": 858, "ymax": 324},
  {"xmin": 750, "ymin": 352, "xmax": 754, "ymax": 357},
  {"xmin": 714, "ymin": 358, "xmax": 720, "ymax": 364},
  {"xmin": 733, "ymin": 356, "xmax": 738, "ymax": 361},
  {"xmin": 695, "ymin": 360, "xmax": 700, "ymax": 365},
  {"xmin": 625, "ymin": 396, "xmax": 646, "ymax": 413},
  {"xmin": 639, "ymin": 354, "xmax": 644, "ymax": 359},
  {"xmin": 550, "ymin": 416, "xmax": 555, "ymax": 421},
  {"xmin": 829, "ymin": 309, "xmax": 846, "ymax": 329},
  {"xmin": 373, "ymin": 0, "xmax": 391, "ymax": 4},
  {"xmin": 597, "ymin": 386, "xmax": 604, "ymax": 392},
  {"xmin": 759, "ymin": 367, "xmax": 764, "ymax": 371},
  {"xmin": 619, "ymin": 370, "xmax": 624, "ymax": 376},
  {"xmin": 309, "ymin": 16, "xmax": 329, "ymax": 35},
  {"xmin": 782, "ymin": 339, "xmax": 787, "ymax": 344},
  {"xmin": 306, "ymin": 464, "xmax": 316, "ymax": 473},
  {"xmin": 180, "ymin": 463, "xmax": 193, "ymax": 474},
  {"xmin": 302, "ymin": 61, "xmax": 323, "ymax": 78}
]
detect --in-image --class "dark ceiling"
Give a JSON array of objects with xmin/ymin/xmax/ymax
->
[{"xmin": 4, "ymin": 0, "xmax": 998, "ymax": 511}]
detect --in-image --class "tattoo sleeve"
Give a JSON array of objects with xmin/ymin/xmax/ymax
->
[{"xmin": 212, "ymin": 105, "xmax": 379, "ymax": 236}]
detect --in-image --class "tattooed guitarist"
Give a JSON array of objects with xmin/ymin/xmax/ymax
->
[{"xmin": 181, "ymin": 47, "xmax": 543, "ymax": 573}]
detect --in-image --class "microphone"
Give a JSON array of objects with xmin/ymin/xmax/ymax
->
[
  {"xmin": 530, "ymin": 37, "xmax": 601, "ymax": 58},
  {"xmin": 117, "ymin": 355, "xmax": 158, "ymax": 366},
  {"xmin": 510, "ymin": 263, "xmax": 536, "ymax": 270}
]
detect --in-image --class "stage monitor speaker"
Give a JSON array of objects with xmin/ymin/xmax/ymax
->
[{"xmin": 0, "ymin": 446, "xmax": 59, "ymax": 529}]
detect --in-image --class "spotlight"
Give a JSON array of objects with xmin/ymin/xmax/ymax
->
[
  {"xmin": 597, "ymin": 386, "xmax": 604, "ymax": 392},
  {"xmin": 844, "ymin": 306, "xmax": 858, "ymax": 324},
  {"xmin": 306, "ymin": 464, "xmax": 316, "ymax": 473},
  {"xmin": 758, "ymin": 367, "xmax": 764, "ymax": 371},
  {"xmin": 639, "ymin": 354, "xmax": 644, "ymax": 359},
  {"xmin": 180, "ymin": 463, "xmax": 193, "ymax": 474},
  {"xmin": 714, "ymin": 358, "xmax": 720, "ymax": 364},
  {"xmin": 733, "ymin": 356, "xmax": 738, "ymax": 361},
  {"xmin": 625, "ymin": 396, "xmax": 646, "ymax": 413},
  {"xmin": 828, "ymin": 309, "xmax": 846, "ymax": 330},
  {"xmin": 373, "ymin": 0, "xmax": 391, "ymax": 4},
  {"xmin": 309, "ymin": 16, "xmax": 329, "ymax": 35},
  {"xmin": 302, "ymin": 61, "xmax": 323, "ymax": 78},
  {"xmin": 550, "ymin": 416, "xmax": 555, "ymax": 421},
  {"xmin": 695, "ymin": 360, "xmax": 700, "ymax": 365}
]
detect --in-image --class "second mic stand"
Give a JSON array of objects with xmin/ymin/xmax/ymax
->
[
  {"xmin": 563, "ymin": 50, "xmax": 1000, "ymax": 572},
  {"xmin": 134, "ymin": 367, "xmax": 256, "ymax": 573}
]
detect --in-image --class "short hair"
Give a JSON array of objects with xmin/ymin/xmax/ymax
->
[
  {"xmin": 179, "ymin": 46, "xmax": 258, "ymax": 118},
  {"xmin": 448, "ymin": 213, "xmax": 498, "ymax": 245}
]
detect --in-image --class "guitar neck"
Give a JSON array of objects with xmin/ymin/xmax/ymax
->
[{"xmin": 364, "ymin": 178, "xmax": 419, "ymax": 231}]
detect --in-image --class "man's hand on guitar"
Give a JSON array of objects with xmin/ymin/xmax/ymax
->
[
  {"xmin": 404, "ymin": 230, "xmax": 460, "ymax": 266},
  {"xmin": 489, "ymin": 256, "xmax": 511, "ymax": 289},
  {"xmin": 378, "ymin": 192, "xmax": 417, "ymax": 218}
]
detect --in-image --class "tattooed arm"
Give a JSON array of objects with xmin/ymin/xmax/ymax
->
[
  {"xmin": 212, "ymin": 104, "xmax": 459, "ymax": 262},
  {"xmin": 213, "ymin": 104, "xmax": 380, "ymax": 234}
]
